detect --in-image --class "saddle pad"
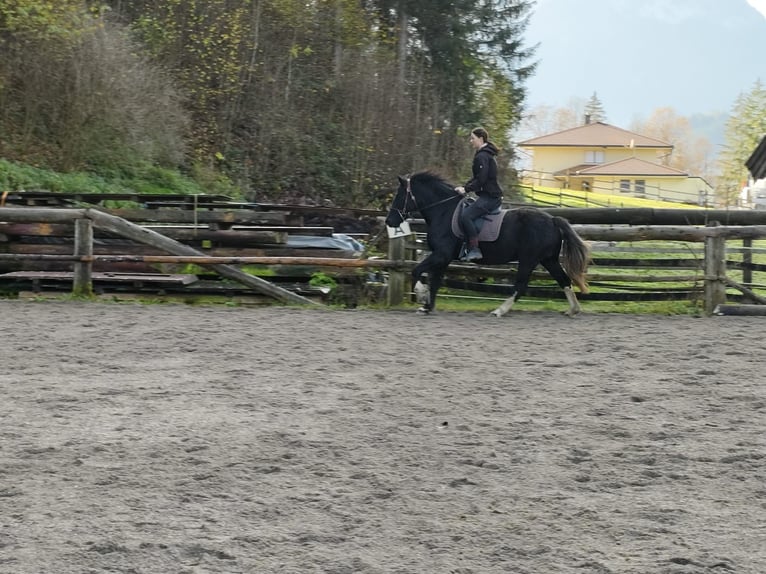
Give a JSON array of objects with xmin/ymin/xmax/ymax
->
[{"xmin": 451, "ymin": 202, "xmax": 505, "ymax": 243}]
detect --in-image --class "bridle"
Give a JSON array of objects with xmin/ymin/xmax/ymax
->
[{"xmin": 394, "ymin": 176, "xmax": 461, "ymax": 221}]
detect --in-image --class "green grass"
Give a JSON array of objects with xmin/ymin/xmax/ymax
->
[
  {"xmin": 0, "ymin": 158, "xmax": 242, "ymax": 198},
  {"xmin": 520, "ymin": 184, "xmax": 704, "ymax": 209},
  {"xmin": 397, "ymin": 286, "xmax": 704, "ymax": 315}
]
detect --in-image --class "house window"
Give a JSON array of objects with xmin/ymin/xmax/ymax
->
[
  {"xmin": 635, "ymin": 180, "xmax": 646, "ymax": 195},
  {"xmin": 619, "ymin": 179, "xmax": 631, "ymax": 193},
  {"xmin": 584, "ymin": 150, "xmax": 604, "ymax": 164}
]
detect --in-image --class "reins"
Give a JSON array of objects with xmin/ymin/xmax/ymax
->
[{"xmin": 397, "ymin": 177, "xmax": 461, "ymax": 220}]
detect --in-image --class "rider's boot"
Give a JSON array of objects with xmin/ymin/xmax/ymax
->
[{"xmin": 461, "ymin": 237, "xmax": 482, "ymax": 262}]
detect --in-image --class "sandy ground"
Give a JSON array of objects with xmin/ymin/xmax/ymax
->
[{"xmin": 0, "ymin": 300, "xmax": 764, "ymax": 574}]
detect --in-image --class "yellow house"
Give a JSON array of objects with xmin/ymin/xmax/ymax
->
[{"xmin": 518, "ymin": 121, "xmax": 713, "ymax": 206}]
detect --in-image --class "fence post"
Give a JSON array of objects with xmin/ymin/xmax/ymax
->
[
  {"xmin": 704, "ymin": 221, "xmax": 726, "ymax": 315},
  {"xmin": 742, "ymin": 238, "xmax": 753, "ymax": 292},
  {"xmin": 386, "ymin": 235, "xmax": 406, "ymax": 306},
  {"xmin": 72, "ymin": 218, "xmax": 93, "ymax": 297}
]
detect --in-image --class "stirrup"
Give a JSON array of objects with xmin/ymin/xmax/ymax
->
[{"xmin": 461, "ymin": 247, "xmax": 483, "ymax": 262}]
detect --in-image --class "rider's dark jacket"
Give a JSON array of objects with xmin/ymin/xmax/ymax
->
[{"xmin": 464, "ymin": 142, "xmax": 503, "ymax": 199}]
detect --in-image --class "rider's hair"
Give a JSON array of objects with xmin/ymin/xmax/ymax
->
[{"xmin": 472, "ymin": 127, "xmax": 489, "ymax": 142}]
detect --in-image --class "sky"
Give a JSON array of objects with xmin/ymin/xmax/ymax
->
[{"xmin": 522, "ymin": 0, "xmax": 766, "ymax": 142}]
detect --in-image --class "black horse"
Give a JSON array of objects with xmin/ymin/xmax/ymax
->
[{"xmin": 384, "ymin": 171, "xmax": 590, "ymax": 316}]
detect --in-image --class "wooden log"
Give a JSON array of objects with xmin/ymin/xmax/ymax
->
[
  {"xmin": 102, "ymin": 208, "xmax": 290, "ymax": 226},
  {"xmin": 142, "ymin": 227, "xmax": 287, "ymax": 245},
  {"xmin": 0, "ymin": 243, "xmax": 172, "ymax": 255},
  {"xmin": 72, "ymin": 219, "xmax": 93, "ymax": 296},
  {"xmin": 713, "ymin": 304, "xmax": 766, "ymax": 316},
  {"xmin": 55, "ymin": 245, "xmax": 362, "ymax": 259},
  {"xmin": 84, "ymin": 209, "xmax": 318, "ymax": 306},
  {"xmin": 0, "ymin": 207, "xmax": 87, "ymax": 223},
  {"xmin": 0, "ymin": 222, "xmax": 75, "ymax": 236},
  {"xmin": 0, "ymin": 254, "xmax": 82, "ymax": 261},
  {"xmin": 3, "ymin": 270, "xmax": 198, "ymax": 285},
  {"xmin": 574, "ymin": 225, "xmax": 766, "ymax": 241},
  {"xmin": 0, "ymin": 222, "xmax": 339, "ymax": 242},
  {"xmin": 3, "ymin": 191, "xmax": 232, "ymax": 205},
  {"xmin": 548, "ymin": 208, "xmax": 766, "ymax": 226},
  {"xmin": 720, "ymin": 276, "xmax": 766, "ymax": 305}
]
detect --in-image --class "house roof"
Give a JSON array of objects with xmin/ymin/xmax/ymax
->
[
  {"xmin": 518, "ymin": 122, "xmax": 673, "ymax": 149},
  {"xmin": 554, "ymin": 157, "xmax": 688, "ymax": 177},
  {"xmin": 746, "ymin": 135, "xmax": 766, "ymax": 180}
]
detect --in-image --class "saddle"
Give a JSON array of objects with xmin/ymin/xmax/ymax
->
[{"xmin": 451, "ymin": 198, "xmax": 505, "ymax": 243}]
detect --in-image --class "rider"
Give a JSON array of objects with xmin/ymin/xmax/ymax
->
[{"xmin": 455, "ymin": 127, "xmax": 503, "ymax": 262}]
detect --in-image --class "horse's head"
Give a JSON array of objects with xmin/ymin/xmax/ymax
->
[
  {"xmin": 384, "ymin": 175, "xmax": 416, "ymax": 228},
  {"xmin": 385, "ymin": 172, "xmax": 458, "ymax": 228}
]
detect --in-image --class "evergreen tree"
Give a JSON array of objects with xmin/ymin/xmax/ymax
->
[
  {"xmin": 584, "ymin": 91, "xmax": 607, "ymax": 124},
  {"xmin": 718, "ymin": 80, "xmax": 766, "ymax": 206}
]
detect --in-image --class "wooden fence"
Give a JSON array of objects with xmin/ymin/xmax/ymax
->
[
  {"xmin": 3, "ymin": 200, "xmax": 766, "ymax": 314},
  {"xmin": 386, "ymin": 210, "xmax": 766, "ymax": 315},
  {"xmin": 0, "ymin": 194, "xmax": 379, "ymax": 303}
]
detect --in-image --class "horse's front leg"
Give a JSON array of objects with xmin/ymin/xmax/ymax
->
[{"xmin": 412, "ymin": 252, "xmax": 451, "ymax": 314}]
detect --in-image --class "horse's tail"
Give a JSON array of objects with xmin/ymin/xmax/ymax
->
[{"xmin": 553, "ymin": 216, "xmax": 590, "ymax": 294}]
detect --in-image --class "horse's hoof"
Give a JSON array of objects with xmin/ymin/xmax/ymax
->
[
  {"xmin": 416, "ymin": 306, "xmax": 431, "ymax": 315},
  {"xmin": 490, "ymin": 309, "xmax": 503, "ymax": 318}
]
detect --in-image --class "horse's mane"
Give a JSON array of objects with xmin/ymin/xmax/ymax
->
[{"xmin": 410, "ymin": 171, "xmax": 458, "ymax": 197}]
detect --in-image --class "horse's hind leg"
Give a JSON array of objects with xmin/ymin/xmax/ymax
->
[
  {"xmin": 541, "ymin": 256, "xmax": 582, "ymax": 317},
  {"xmin": 490, "ymin": 260, "xmax": 535, "ymax": 318}
]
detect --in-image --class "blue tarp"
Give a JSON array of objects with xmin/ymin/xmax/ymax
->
[{"xmin": 285, "ymin": 233, "xmax": 365, "ymax": 253}]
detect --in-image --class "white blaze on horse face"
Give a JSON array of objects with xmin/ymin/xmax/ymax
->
[{"xmin": 414, "ymin": 281, "xmax": 429, "ymax": 304}]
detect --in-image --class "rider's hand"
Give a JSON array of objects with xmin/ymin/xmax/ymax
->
[{"xmin": 455, "ymin": 186, "xmax": 465, "ymax": 194}]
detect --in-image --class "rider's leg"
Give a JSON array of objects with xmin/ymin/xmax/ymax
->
[
  {"xmin": 459, "ymin": 202, "xmax": 485, "ymax": 261},
  {"xmin": 459, "ymin": 196, "xmax": 500, "ymax": 261}
]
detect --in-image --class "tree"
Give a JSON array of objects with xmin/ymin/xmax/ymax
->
[
  {"xmin": 3, "ymin": 0, "xmax": 538, "ymax": 206},
  {"xmin": 516, "ymin": 98, "xmax": 584, "ymax": 140},
  {"xmin": 0, "ymin": 1, "xmax": 188, "ymax": 171},
  {"xmin": 718, "ymin": 80, "xmax": 766, "ymax": 206},
  {"xmin": 584, "ymin": 91, "xmax": 607, "ymax": 123},
  {"xmin": 630, "ymin": 107, "xmax": 713, "ymax": 182}
]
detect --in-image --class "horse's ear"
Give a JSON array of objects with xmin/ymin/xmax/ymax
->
[{"xmin": 397, "ymin": 175, "xmax": 407, "ymax": 186}]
